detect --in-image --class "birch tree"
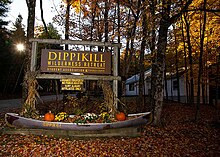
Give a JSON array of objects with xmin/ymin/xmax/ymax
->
[{"xmin": 151, "ymin": 0, "xmax": 193, "ymax": 125}]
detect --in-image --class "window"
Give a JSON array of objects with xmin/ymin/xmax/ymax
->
[
  {"xmin": 173, "ymin": 80, "xmax": 178, "ymax": 90},
  {"xmin": 129, "ymin": 83, "xmax": 135, "ymax": 91}
]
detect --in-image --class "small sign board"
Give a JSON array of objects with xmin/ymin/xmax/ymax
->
[
  {"xmin": 41, "ymin": 49, "xmax": 112, "ymax": 74},
  {"xmin": 61, "ymin": 79, "xmax": 84, "ymax": 91}
]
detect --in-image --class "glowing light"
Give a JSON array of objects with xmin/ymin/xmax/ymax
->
[{"xmin": 16, "ymin": 43, "xmax": 25, "ymax": 52}]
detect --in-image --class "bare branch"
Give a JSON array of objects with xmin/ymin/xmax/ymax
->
[
  {"xmin": 169, "ymin": 0, "xmax": 193, "ymax": 25},
  {"xmin": 187, "ymin": 8, "xmax": 220, "ymax": 13}
]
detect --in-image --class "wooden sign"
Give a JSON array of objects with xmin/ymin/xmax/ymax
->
[
  {"xmin": 41, "ymin": 49, "xmax": 112, "ymax": 74},
  {"xmin": 61, "ymin": 79, "xmax": 84, "ymax": 91}
]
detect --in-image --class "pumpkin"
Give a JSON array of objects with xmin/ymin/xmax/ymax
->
[
  {"xmin": 44, "ymin": 111, "xmax": 55, "ymax": 122},
  {"xmin": 116, "ymin": 112, "xmax": 126, "ymax": 121}
]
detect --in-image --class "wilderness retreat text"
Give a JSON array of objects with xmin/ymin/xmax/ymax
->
[{"xmin": 41, "ymin": 49, "xmax": 112, "ymax": 74}]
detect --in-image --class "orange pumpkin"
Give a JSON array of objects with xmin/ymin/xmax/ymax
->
[
  {"xmin": 116, "ymin": 112, "xmax": 126, "ymax": 121},
  {"xmin": 44, "ymin": 111, "xmax": 55, "ymax": 122}
]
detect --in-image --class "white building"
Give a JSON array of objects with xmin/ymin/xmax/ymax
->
[{"xmin": 124, "ymin": 69, "xmax": 210, "ymax": 103}]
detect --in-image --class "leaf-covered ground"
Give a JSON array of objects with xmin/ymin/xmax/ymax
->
[{"xmin": 0, "ymin": 103, "xmax": 219, "ymax": 156}]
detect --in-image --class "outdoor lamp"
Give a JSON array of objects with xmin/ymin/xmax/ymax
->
[{"xmin": 16, "ymin": 43, "xmax": 25, "ymax": 52}]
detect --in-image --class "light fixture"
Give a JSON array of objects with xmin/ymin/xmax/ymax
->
[{"xmin": 16, "ymin": 43, "xmax": 25, "ymax": 52}]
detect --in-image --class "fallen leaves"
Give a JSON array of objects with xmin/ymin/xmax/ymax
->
[{"xmin": 0, "ymin": 103, "xmax": 219, "ymax": 156}]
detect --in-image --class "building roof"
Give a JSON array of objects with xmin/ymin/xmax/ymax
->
[
  {"xmin": 125, "ymin": 68, "xmax": 186, "ymax": 85},
  {"xmin": 125, "ymin": 69, "xmax": 151, "ymax": 85}
]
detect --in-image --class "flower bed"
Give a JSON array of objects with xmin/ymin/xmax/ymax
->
[{"xmin": 41, "ymin": 112, "xmax": 123, "ymax": 124}]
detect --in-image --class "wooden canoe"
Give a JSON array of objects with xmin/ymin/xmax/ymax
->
[{"xmin": 5, "ymin": 112, "xmax": 152, "ymax": 131}]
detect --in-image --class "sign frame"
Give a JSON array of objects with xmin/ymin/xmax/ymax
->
[{"xmin": 30, "ymin": 38, "xmax": 121, "ymax": 108}]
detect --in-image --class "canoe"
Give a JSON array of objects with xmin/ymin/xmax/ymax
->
[{"xmin": 5, "ymin": 112, "xmax": 152, "ymax": 131}]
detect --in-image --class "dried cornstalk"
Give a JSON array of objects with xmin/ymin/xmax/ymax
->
[
  {"xmin": 21, "ymin": 71, "xmax": 40, "ymax": 118},
  {"xmin": 99, "ymin": 80, "xmax": 117, "ymax": 117}
]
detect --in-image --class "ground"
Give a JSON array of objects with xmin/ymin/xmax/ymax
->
[{"xmin": 0, "ymin": 102, "xmax": 219, "ymax": 156}]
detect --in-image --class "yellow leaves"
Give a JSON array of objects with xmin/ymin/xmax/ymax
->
[
  {"xmin": 171, "ymin": 0, "xmax": 220, "ymax": 70},
  {"xmin": 71, "ymin": 0, "xmax": 81, "ymax": 13},
  {"xmin": 191, "ymin": 0, "xmax": 204, "ymax": 7},
  {"xmin": 62, "ymin": 0, "xmax": 81, "ymax": 13},
  {"xmin": 177, "ymin": 42, "xmax": 185, "ymax": 52}
]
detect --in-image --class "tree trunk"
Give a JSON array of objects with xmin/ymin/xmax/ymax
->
[
  {"xmin": 138, "ymin": 0, "xmax": 147, "ymax": 112},
  {"xmin": 117, "ymin": 0, "xmax": 122, "ymax": 97},
  {"xmin": 63, "ymin": 1, "xmax": 71, "ymax": 103},
  {"xmin": 153, "ymin": 19, "xmax": 169, "ymax": 125},
  {"xmin": 174, "ymin": 26, "xmax": 180, "ymax": 103},
  {"xmin": 65, "ymin": 1, "xmax": 71, "ymax": 50},
  {"xmin": 104, "ymin": 0, "xmax": 109, "ymax": 43},
  {"xmin": 195, "ymin": 0, "xmax": 207, "ymax": 121},
  {"xmin": 170, "ymin": 74, "xmax": 174, "ymax": 100},
  {"xmin": 125, "ymin": 17, "xmax": 138, "ymax": 76},
  {"xmin": 122, "ymin": 10, "xmax": 131, "ymax": 80},
  {"xmin": 164, "ymin": 64, "xmax": 168, "ymax": 100},
  {"xmin": 149, "ymin": 0, "xmax": 157, "ymax": 112},
  {"xmin": 89, "ymin": 1, "xmax": 97, "ymax": 51},
  {"xmin": 123, "ymin": 0, "xmax": 141, "ymax": 79},
  {"xmin": 25, "ymin": 0, "xmax": 36, "ymax": 76},
  {"xmin": 151, "ymin": 0, "xmax": 193, "ymax": 125},
  {"xmin": 39, "ymin": 0, "xmax": 49, "ymax": 38},
  {"xmin": 181, "ymin": 16, "xmax": 189, "ymax": 104},
  {"xmin": 21, "ymin": 0, "xmax": 36, "ymax": 116},
  {"xmin": 183, "ymin": 12, "xmax": 194, "ymax": 104},
  {"xmin": 152, "ymin": 0, "xmax": 172, "ymax": 125}
]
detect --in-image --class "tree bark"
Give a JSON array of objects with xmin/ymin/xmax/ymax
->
[
  {"xmin": 117, "ymin": 0, "xmax": 122, "ymax": 97},
  {"xmin": 39, "ymin": 0, "xmax": 49, "ymax": 38},
  {"xmin": 123, "ymin": 0, "xmax": 141, "ymax": 79},
  {"xmin": 104, "ymin": 0, "xmax": 109, "ymax": 43},
  {"xmin": 65, "ymin": 0, "xmax": 71, "ymax": 50},
  {"xmin": 151, "ymin": 0, "xmax": 193, "ymax": 125},
  {"xmin": 153, "ymin": 19, "xmax": 169, "ymax": 125},
  {"xmin": 181, "ymin": 16, "xmax": 189, "ymax": 104},
  {"xmin": 196, "ymin": 0, "xmax": 207, "ymax": 121},
  {"xmin": 183, "ymin": 12, "xmax": 194, "ymax": 104},
  {"xmin": 174, "ymin": 26, "xmax": 181, "ymax": 103},
  {"xmin": 22, "ymin": 0, "xmax": 36, "ymax": 104},
  {"xmin": 164, "ymin": 64, "xmax": 168, "ymax": 100},
  {"xmin": 148, "ymin": 0, "xmax": 157, "ymax": 112},
  {"xmin": 152, "ymin": 0, "xmax": 171, "ymax": 125},
  {"xmin": 104, "ymin": 0, "xmax": 109, "ymax": 52},
  {"xmin": 138, "ymin": 0, "xmax": 147, "ymax": 112}
]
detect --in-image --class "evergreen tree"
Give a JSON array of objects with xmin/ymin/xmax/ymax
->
[
  {"xmin": 0, "ymin": 0, "xmax": 12, "ymax": 96},
  {"xmin": 6, "ymin": 14, "xmax": 26, "ymax": 95},
  {"xmin": 11, "ymin": 14, "xmax": 26, "ymax": 44},
  {"xmin": 35, "ymin": 23, "xmax": 61, "ymax": 40},
  {"xmin": 0, "ymin": 0, "xmax": 11, "ymax": 28}
]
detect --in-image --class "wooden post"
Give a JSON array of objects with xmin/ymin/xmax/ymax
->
[
  {"xmin": 113, "ymin": 45, "xmax": 119, "ymax": 109},
  {"xmin": 30, "ymin": 41, "xmax": 37, "ymax": 71}
]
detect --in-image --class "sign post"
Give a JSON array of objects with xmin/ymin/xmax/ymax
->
[
  {"xmin": 113, "ymin": 45, "xmax": 119, "ymax": 109},
  {"xmin": 29, "ymin": 39, "xmax": 121, "ymax": 109}
]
